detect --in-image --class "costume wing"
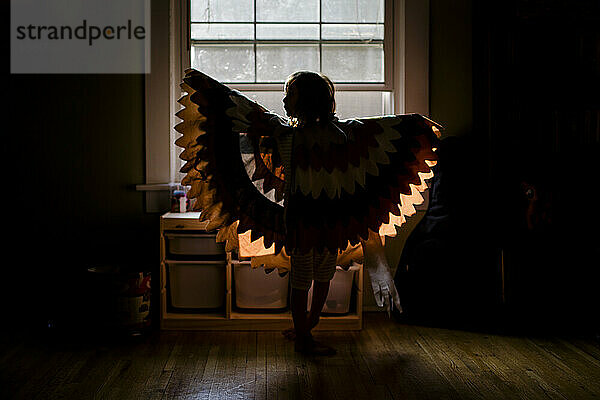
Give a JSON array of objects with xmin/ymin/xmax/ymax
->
[
  {"xmin": 286, "ymin": 114, "xmax": 441, "ymax": 254},
  {"xmin": 175, "ymin": 69, "xmax": 441, "ymax": 267},
  {"xmin": 175, "ymin": 69, "xmax": 290, "ymax": 257}
]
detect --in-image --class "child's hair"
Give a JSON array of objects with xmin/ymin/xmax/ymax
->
[{"xmin": 285, "ymin": 71, "xmax": 336, "ymax": 126}]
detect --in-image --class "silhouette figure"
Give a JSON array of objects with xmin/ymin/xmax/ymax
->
[{"xmin": 175, "ymin": 69, "xmax": 441, "ymax": 354}]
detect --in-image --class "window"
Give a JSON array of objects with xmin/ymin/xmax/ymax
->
[
  {"xmin": 170, "ymin": 0, "xmax": 397, "ymax": 184},
  {"xmin": 141, "ymin": 0, "xmax": 429, "ymax": 201},
  {"xmin": 187, "ymin": 0, "xmax": 393, "ymax": 120},
  {"xmin": 190, "ymin": 0, "xmax": 385, "ymax": 82}
]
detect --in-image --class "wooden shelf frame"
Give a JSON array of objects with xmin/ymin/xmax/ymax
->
[{"xmin": 160, "ymin": 212, "xmax": 363, "ymax": 330}]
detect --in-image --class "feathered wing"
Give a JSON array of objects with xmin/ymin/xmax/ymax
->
[
  {"xmin": 286, "ymin": 114, "xmax": 441, "ymax": 255},
  {"xmin": 175, "ymin": 69, "xmax": 441, "ymax": 269},
  {"xmin": 175, "ymin": 69, "xmax": 290, "ymax": 262}
]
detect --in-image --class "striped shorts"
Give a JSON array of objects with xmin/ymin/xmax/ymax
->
[{"xmin": 290, "ymin": 248, "xmax": 338, "ymax": 290}]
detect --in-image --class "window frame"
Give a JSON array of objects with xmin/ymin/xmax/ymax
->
[
  {"xmin": 140, "ymin": 0, "xmax": 429, "ymax": 206},
  {"xmin": 186, "ymin": 0, "xmax": 394, "ymax": 90}
]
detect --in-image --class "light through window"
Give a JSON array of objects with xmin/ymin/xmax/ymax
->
[
  {"xmin": 190, "ymin": 0, "xmax": 386, "ymax": 85},
  {"xmin": 180, "ymin": 0, "xmax": 394, "ymax": 182}
]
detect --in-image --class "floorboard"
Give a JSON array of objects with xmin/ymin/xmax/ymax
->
[{"xmin": 1, "ymin": 313, "xmax": 599, "ymax": 400}]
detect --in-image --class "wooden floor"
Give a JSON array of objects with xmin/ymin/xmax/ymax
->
[{"xmin": 2, "ymin": 313, "xmax": 599, "ymax": 400}]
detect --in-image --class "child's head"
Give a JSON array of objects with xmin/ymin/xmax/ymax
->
[{"xmin": 283, "ymin": 71, "xmax": 335, "ymax": 126}]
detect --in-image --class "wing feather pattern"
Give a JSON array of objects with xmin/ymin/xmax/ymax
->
[
  {"xmin": 286, "ymin": 115, "xmax": 441, "ymax": 254},
  {"xmin": 175, "ymin": 69, "xmax": 442, "ymax": 269},
  {"xmin": 175, "ymin": 69, "xmax": 288, "ymax": 261}
]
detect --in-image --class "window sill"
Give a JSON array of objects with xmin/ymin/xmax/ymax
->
[
  {"xmin": 135, "ymin": 183, "xmax": 177, "ymax": 192},
  {"xmin": 136, "ymin": 183, "xmax": 178, "ymax": 213}
]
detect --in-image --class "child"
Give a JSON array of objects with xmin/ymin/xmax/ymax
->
[
  {"xmin": 175, "ymin": 69, "xmax": 440, "ymax": 357},
  {"xmin": 280, "ymin": 71, "xmax": 342, "ymax": 356},
  {"xmin": 280, "ymin": 72, "xmax": 407, "ymax": 355}
]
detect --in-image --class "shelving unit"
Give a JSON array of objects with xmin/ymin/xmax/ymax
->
[{"xmin": 160, "ymin": 212, "xmax": 363, "ymax": 330}]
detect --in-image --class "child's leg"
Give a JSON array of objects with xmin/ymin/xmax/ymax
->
[
  {"xmin": 285, "ymin": 249, "xmax": 335, "ymax": 335},
  {"xmin": 288, "ymin": 250, "xmax": 314, "ymax": 340},
  {"xmin": 285, "ymin": 249, "xmax": 337, "ymax": 356},
  {"xmin": 307, "ymin": 280, "xmax": 330, "ymax": 331},
  {"xmin": 291, "ymin": 250, "xmax": 337, "ymax": 356},
  {"xmin": 285, "ymin": 280, "xmax": 329, "ymax": 340},
  {"xmin": 307, "ymin": 249, "xmax": 337, "ymax": 330},
  {"xmin": 290, "ymin": 287, "xmax": 310, "ymax": 339}
]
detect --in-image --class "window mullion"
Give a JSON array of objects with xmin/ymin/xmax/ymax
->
[
  {"xmin": 253, "ymin": 0, "xmax": 257, "ymax": 83},
  {"xmin": 319, "ymin": 0, "xmax": 323, "ymax": 73}
]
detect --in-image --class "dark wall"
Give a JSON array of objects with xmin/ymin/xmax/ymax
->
[
  {"xmin": 399, "ymin": 0, "xmax": 497, "ymax": 329},
  {"xmin": 478, "ymin": 0, "xmax": 600, "ymax": 332},
  {"xmin": 400, "ymin": 0, "xmax": 599, "ymax": 333},
  {"xmin": 6, "ymin": 74, "xmax": 158, "ymax": 328},
  {"xmin": 430, "ymin": 0, "xmax": 473, "ymax": 137}
]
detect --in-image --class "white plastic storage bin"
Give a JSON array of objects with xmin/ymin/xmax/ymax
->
[
  {"xmin": 165, "ymin": 233, "xmax": 225, "ymax": 256},
  {"xmin": 233, "ymin": 261, "xmax": 289, "ymax": 309},
  {"xmin": 308, "ymin": 264, "xmax": 360, "ymax": 314},
  {"xmin": 167, "ymin": 261, "xmax": 226, "ymax": 308}
]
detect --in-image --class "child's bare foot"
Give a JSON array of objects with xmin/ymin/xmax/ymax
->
[
  {"xmin": 282, "ymin": 327, "xmax": 296, "ymax": 340},
  {"xmin": 294, "ymin": 335, "xmax": 336, "ymax": 356},
  {"xmin": 282, "ymin": 314, "xmax": 320, "ymax": 340}
]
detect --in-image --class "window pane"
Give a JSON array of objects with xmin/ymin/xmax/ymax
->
[
  {"xmin": 322, "ymin": 44, "xmax": 383, "ymax": 82},
  {"xmin": 321, "ymin": 24, "xmax": 384, "ymax": 40},
  {"xmin": 192, "ymin": 45, "xmax": 255, "ymax": 82},
  {"xmin": 241, "ymin": 91, "xmax": 391, "ymax": 121},
  {"xmin": 256, "ymin": 24, "xmax": 320, "ymax": 40},
  {"xmin": 257, "ymin": 44, "xmax": 319, "ymax": 82},
  {"xmin": 335, "ymin": 91, "xmax": 389, "ymax": 119},
  {"xmin": 243, "ymin": 91, "xmax": 287, "ymax": 116},
  {"xmin": 191, "ymin": 23, "xmax": 254, "ymax": 40},
  {"xmin": 191, "ymin": 0, "xmax": 254, "ymax": 22},
  {"xmin": 257, "ymin": 0, "xmax": 319, "ymax": 22},
  {"xmin": 322, "ymin": 0, "xmax": 384, "ymax": 23}
]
